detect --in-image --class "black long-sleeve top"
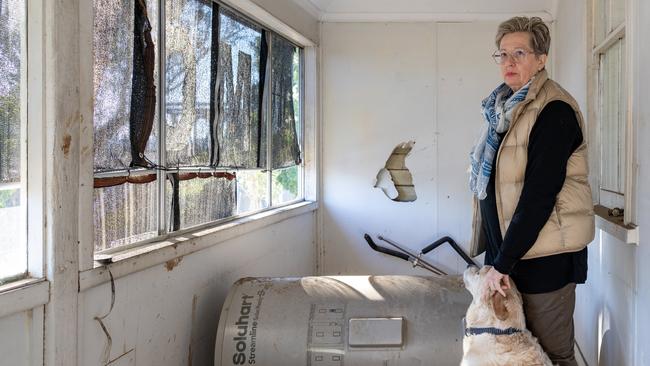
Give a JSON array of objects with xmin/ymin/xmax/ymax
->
[{"xmin": 481, "ymin": 100, "xmax": 588, "ymax": 294}]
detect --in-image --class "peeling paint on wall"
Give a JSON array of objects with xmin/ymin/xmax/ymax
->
[{"xmin": 374, "ymin": 141, "xmax": 417, "ymax": 202}]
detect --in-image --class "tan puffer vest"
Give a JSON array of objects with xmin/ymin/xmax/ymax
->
[{"xmin": 470, "ymin": 70, "xmax": 595, "ymax": 259}]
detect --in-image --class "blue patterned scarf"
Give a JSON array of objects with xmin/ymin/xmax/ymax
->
[{"xmin": 469, "ymin": 81, "xmax": 531, "ymax": 199}]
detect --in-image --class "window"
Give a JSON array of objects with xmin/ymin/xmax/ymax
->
[
  {"xmin": 92, "ymin": 0, "xmax": 303, "ymax": 255},
  {"xmin": 0, "ymin": 0, "xmax": 26, "ymax": 283},
  {"xmin": 591, "ymin": 0, "xmax": 634, "ymax": 224}
]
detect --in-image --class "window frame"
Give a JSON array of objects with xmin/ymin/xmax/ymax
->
[
  {"xmin": 588, "ymin": 0, "xmax": 639, "ymax": 239},
  {"xmin": 0, "ymin": 0, "xmax": 49, "ymax": 324},
  {"xmin": 78, "ymin": 0, "xmax": 317, "ymax": 271},
  {"xmin": 0, "ymin": 0, "xmax": 46, "ymax": 286}
]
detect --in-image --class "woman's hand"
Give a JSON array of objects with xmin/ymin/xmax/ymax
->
[{"xmin": 483, "ymin": 267, "xmax": 511, "ymax": 299}]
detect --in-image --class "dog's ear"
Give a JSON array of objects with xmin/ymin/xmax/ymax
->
[{"xmin": 492, "ymin": 291, "xmax": 509, "ymax": 321}]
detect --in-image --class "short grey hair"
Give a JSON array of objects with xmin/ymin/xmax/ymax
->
[{"xmin": 495, "ymin": 16, "xmax": 550, "ymax": 55}]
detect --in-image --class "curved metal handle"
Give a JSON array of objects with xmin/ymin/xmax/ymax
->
[
  {"xmin": 421, "ymin": 236, "xmax": 478, "ymax": 267},
  {"xmin": 364, "ymin": 234, "xmax": 410, "ymax": 261}
]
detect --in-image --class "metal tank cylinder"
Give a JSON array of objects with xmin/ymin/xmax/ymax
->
[{"xmin": 215, "ymin": 275, "xmax": 471, "ymax": 366}]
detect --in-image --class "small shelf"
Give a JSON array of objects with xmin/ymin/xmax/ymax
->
[{"xmin": 594, "ymin": 205, "xmax": 638, "ymax": 245}]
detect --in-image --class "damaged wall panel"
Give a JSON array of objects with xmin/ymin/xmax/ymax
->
[
  {"xmin": 321, "ymin": 21, "xmax": 500, "ymax": 276},
  {"xmin": 374, "ymin": 141, "xmax": 416, "ymax": 202},
  {"xmin": 78, "ymin": 213, "xmax": 315, "ymax": 366}
]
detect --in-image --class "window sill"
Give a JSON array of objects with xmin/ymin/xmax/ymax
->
[
  {"xmin": 594, "ymin": 205, "xmax": 638, "ymax": 245},
  {"xmin": 78, "ymin": 200, "xmax": 318, "ymax": 291},
  {"xmin": 0, "ymin": 278, "xmax": 50, "ymax": 318}
]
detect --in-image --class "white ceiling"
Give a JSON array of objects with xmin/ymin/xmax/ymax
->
[{"xmin": 291, "ymin": 0, "xmax": 558, "ymax": 22}]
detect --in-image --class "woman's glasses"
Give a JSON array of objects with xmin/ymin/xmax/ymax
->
[{"xmin": 492, "ymin": 48, "xmax": 535, "ymax": 64}]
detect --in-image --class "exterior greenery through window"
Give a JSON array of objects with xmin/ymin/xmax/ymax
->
[
  {"xmin": 0, "ymin": 0, "xmax": 26, "ymax": 283},
  {"xmin": 92, "ymin": 0, "xmax": 303, "ymax": 254}
]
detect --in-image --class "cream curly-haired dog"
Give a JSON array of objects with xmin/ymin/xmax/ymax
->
[{"xmin": 462, "ymin": 265, "xmax": 553, "ymax": 366}]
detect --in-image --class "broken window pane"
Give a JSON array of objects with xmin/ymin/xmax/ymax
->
[
  {"xmin": 93, "ymin": 0, "xmax": 159, "ymax": 172},
  {"xmin": 270, "ymin": 35, "xmax": 301, "ymax": 169},
  {"xmin": 93, "ymin": 181, "xmax": 158, "ymax": 252},
  {"xmin": 165, "ymin": 0, "xmax": 212, "ymax": 167},
  {"xmin": 0, "ymin": 0, "xmax": 26, "ymax": 281},
  {"xmin": 236, "ymin": 170, "xmax": 269, "ymax": 214},
  {"xmin": 215, "ymin": 8, "xmax": 263, "ymax": 168},
  {"xmin": 167, "ymin": 175, "xmax": 235, "ymax": 230},
  {"xmin": 272, "ymin": 166, "xmax": 299, "ymax": 205}
]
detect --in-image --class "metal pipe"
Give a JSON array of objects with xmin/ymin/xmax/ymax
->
[
  {"xmin": 377, "ymin": 235, "xmax": 447, "ymax": 276},
  {"xmin": 364, "ymin": 234, "xmax": 409, "ymax": 261}
]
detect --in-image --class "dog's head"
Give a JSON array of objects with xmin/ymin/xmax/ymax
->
[{"xmin": 463, "ymin": 265, "xmax": 525, "ymax": 326}]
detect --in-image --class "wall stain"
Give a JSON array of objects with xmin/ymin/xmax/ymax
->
[
  {"xmin": 62, "ymin": 134, "xmax": 72, "ymax": 156},
  {"xmin": 164, "ymin": 257, "xmax": 183, "ymax": 271}
]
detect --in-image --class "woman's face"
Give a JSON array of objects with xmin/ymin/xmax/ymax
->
[{"xmin": 498, "ymin": 32, "xmax": 547, "ymax": 91}]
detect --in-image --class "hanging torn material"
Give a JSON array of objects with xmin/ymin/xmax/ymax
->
[
  {"xmin": 129, "ymin": 0, "xmax": 156, "ymax": 168},
  {"xmin": 270, "ymin": 34, "xmax": 302, "ymax": 169},
  {"xmin": 374, "ymin": 141, "xmax": 417, "ymax": 202},
  {"xmin": 212, "ymin": 8, "xmax": 264, "ymax": 168}
]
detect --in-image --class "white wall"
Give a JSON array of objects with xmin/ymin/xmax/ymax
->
[
  {"xmin": 553, "ymin": 1, "xmax": 650, "ymax": 365},
  {"xmin": 250, "ymin": 0, "xmax": 320, "ymax": 44},
  {"xmin": 78, "ymin": 213, "xmax": 316, "ymax": 366},
  {"xmin": 320, "ymin": 21, "xmax": 500, "ymax": 276},
  {"xmin": 634, "ymin": 1, "xmax": 650, "ymax": 363},
  {"xmin": 0, "ymin": 1, "xmax": 320, "ymax": 366},
  {"xmin": 0, "ymin": 308, "xmax": 43, "ymax": 366}
]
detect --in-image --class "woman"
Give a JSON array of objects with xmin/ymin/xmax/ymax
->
[{"xmin": 468, "ymin": 16, "xmax": 595, "ymax": 366}]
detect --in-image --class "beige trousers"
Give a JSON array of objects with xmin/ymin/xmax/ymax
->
[{"xmin": 521, "ymin": 283, "xmax": 578, "ymax": 366}]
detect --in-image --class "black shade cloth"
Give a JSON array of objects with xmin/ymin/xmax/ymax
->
[
  {"xmin": 129, "ymin": 0, "xmax": 156, "ymax": 167},
  {"xmin": 165, "ymin": 0, "xmax": 213, "ymax": 167},
  {"xmin": 92, "ymin": 1, "xmax": 303, "ymax": 248},
  {"xmin": 212, "ymin": 8, "xmax": 263, "ymax": 168},
  {"xmin": 93, "ymin": 0, "xmax": 160, "ymax": 171},
  {"xmin": 270, "ymin": 35, "xmax": 302, "ymax": 169}
]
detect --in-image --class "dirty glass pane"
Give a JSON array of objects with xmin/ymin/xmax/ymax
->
[
  {"xmin": 236, "ymin": 170, "xmax": 269, "ymax": 214},
  {"xmin": 93, "ymin": 181, "xmax": 158, "ymax": 252},
  {"xmin": 216, "ymin": 8, "xmax": 263, "ymax": 168},
  {"xmin": 165, "ymin": 0, "xmax": 212, "ymax": 167},
  {"xmin": 93, "ymin": 0, "xmax": 159, "ymax": 172},
  {"xmin": 167, "ymin": 176, "xmax": 235, "ymax": 230},
  {"xmin": 270, "ymin": 35, "xmax": 301, "ymax": 169},
  {"xmin": 0, "ymin": 0, "xmax": 26, "ymax": 281},
  {"xmin": 0, "ymin": 1, "xmax": 22, "ymax": 185},
  {"xmin": 599, "ymin": 39, "xmax": 625, "ymax": 194},
  {"xmin": 272, "ymin": 166, "xmax": 300, "ymax": 205}
]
